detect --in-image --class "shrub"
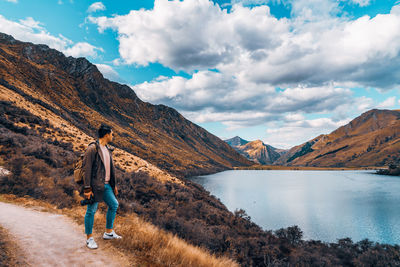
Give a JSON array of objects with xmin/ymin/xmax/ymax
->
[{"xmin": 274, "ymin": 225, "xmax": 303, "ymax": 246}]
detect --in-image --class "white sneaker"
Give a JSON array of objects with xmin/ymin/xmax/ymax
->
[
  {"xmin": 103, "ymin": 230, "xmax": 122, "ymax": 240},
  {"xmin": 86, "ymin": 237, "xmax": 98, "ymax": 249}
]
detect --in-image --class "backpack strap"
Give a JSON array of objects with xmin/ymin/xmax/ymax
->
[{"xmin": 87, "ymin": 141, "xmax": 98, "ymax": 152}]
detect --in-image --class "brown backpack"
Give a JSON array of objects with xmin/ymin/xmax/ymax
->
[{"xmin": 74, "ymin": 142, "xmax": 97, "ymax": 185}]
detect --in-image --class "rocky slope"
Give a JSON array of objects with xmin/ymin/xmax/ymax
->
[
  {"xmin": 0, "ymin": 32, "xmax": 252, "ymax": 178},
  {"xmin": 225, "ymin": 136, "xmax": 286, "ymax": 165},
  {"xmin": 275, "ymin": 109, "xmax": 400, "ymax": 167}
]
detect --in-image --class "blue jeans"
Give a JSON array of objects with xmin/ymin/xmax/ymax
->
[{"xmin": 84, "ymin": 183, "xmax": 119, "ymax": 235}]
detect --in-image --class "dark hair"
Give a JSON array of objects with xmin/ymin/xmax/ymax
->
[{"xmin": 98, "ymin": 124, "xmax": 112, "ymax": 139}]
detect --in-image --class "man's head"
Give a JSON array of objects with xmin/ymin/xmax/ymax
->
[{"xmin": 98, "ymin": 124, "xmax": 113, "ymax": 144}]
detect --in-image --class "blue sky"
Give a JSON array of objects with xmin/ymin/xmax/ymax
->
[{"xmin": 1, "ymin": 0, "xmax": 400, "ymax": 149}]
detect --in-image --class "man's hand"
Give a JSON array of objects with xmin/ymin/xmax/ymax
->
[
  {"xmin": 84, "ymin": 188, "xmax": 94, "ymax": 199},
  {"xmin": 114, "ymin": 186, "xmax": 118, "ymax": 196}
]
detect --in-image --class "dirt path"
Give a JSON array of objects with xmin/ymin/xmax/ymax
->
[{"xmin": 0, "ymin": 201, "xmax": 130, "ymax": 267}]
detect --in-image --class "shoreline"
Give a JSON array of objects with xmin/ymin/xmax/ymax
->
[{"xmin": 233, "ymin": 165, "xmax": 386, "ymax": 171}]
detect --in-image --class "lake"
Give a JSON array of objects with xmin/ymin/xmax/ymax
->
[{"xmin": 189, "ymin": 170, "xmax": 400, "ymax": 245}]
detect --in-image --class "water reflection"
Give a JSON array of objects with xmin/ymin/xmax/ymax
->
[{"xmin": 190, "ymin": 170, "xmax": 400, "ymax": 244}]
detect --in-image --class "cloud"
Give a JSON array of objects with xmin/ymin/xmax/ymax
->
[
  {"xmin": 264, "ymin": 117, "xmax": 351, "ymax": 148},
  {"xmin": 229, "ymin": 0, "xmax": 270, "ymax": 6},
  {"xmin": 95, "ymin": 63, "xmax": 124, "ymax": 83},
  {"xmin": 91, "ymin": 0, "xmax": 400, "ymax": 90},
  {"xmin": 0, "ymin": 14, "xmax": 71, "ymax": 51},
  {"xmin": 267, "ymin": 86, "xmax": 352, "ymax": 113},
  {"xmin": 18, "ymin": 17, "xmax": 44, "ymax": 30},
  {"xmin": 132, "ymin": 72, "xmax": 354, "ymax": 127},
  {"xmin": 376, "ymin": 96, "xmax": 396, "ymax": 109},
  {"xmin": 90, "ymin": 1, "xmax": 288, "ymax": 71},
  {"xmin": 183, "ymin": 109, "xmax": 280, "ymax": 130},
  {"xmin": 64, "ymin": 42, "xmax": 104, "ymax": 58},
  {"xmin": 349, "ymin": 0, "xmax": 371, "ymax": 7},
  {"xmin": 87, "ymin": 2, "xmax": 106, "ymax": 13},
  {"xmin": 284, "ymin": 113, "xmax": 306, "ymax": 122},
  {"xmin": 0, "ymin": 14, "xmax": 103, "ymax": 59},
  {"xmin": 132, "ymin": 70, "xmax": 277, "ymax": 114},
  {"xmin": 289, "ymin": 0, "xmax": 340, "ymax": 19},
  {"xmin": 355, "ymin": 96, "xmax": 374, "ymax": 112},
  {"xmin": 4, "ymin": 0, "xmax": 18, "ymax": 3}
]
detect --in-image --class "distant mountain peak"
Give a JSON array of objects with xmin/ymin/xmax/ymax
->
[{"xmin": 225, "ymin": 136, "xmax": 249, "ymax": 147}]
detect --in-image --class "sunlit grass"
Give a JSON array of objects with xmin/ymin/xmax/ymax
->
[{"xmin": 0, "ymin": 194, "xmax": 238, "ymax": 267}]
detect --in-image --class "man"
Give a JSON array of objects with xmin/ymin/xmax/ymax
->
[{"xmin": 82, "ymin": 124, "xmax": 122, "ymax": 249}]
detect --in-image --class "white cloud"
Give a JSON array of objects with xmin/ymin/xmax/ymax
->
[
  {"xmin": 0, "ymin": 14, "xmax": 71, "ymax": 52},
  {"xmin": 64, "ymin": 42, "xmax": 103, "ymax": 58},
  {"xmin": 284, "ymin": 113, "xmax": 306, "ymax": 122},
  {"xmin": 89, "ymin": 0, "xmax": 400, "ymax": 142},
  {"xmin": 87, "ymin": 2, "xmax": 106, "ymax": 13},
  {"xmin": 349, "ymin": 0, "xmax": 370, "ymax": 7},
  {"xmin": 264, "ymin": 117, "xmax": 351, "ymax": 149},
  {"xmin": 19, "ymin": 17, "xmax": 44, "ymax": 30},
  {"xmin": 229, "ymin": 0, "xmax": 269, "ymax": 6},
  {"xmin": 183, "ymin": 109, "xmax": 278, "ymax": 129},
  {"xmin": 95, "ymin": 64, "xmax": 123, "ymax": 82},
  {"xmin": 356, "ymin": 96, "xmax": 374, "ymax": 112},
  {"xmin": 267, "ymin": 86, "xmax": 352, "ymax": 113},
  {"xmin": 376, "ymin": 96, "xmax": 396, "ymax": 109},
  {"xmin": 0, "ymin": 14, "xmax": 103, "ymax": 59},
  {"xmin": 289, "ymin": 0, "xmax": 340, "ymax": 20},
  {"xmin": 90, "ymin": 2, "xmax": 288, "ymax": 70},
  {"xmin": 133, "ymin": 73, "xmax": 353, "ymax": 127},
  {"xmin": 4, "ymin": 0, "xmax": 18, "ymax": 3},
  {"xmin": 91, "ymin": 0, "xmax": 400, "ymax": 89}
]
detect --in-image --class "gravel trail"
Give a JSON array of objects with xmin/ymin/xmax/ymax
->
[{"xmin": 0, "ymin": 201, "xmax": 129, "ymax": 267}]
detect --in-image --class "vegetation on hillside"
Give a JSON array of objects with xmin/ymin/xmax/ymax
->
[
  {"xmin": 376, "ymin": 164, "xmax": 400, "ymax": 176},
  {"xmin": 1, "ymin": 101, "xmax": 400, "ymax": 266}
]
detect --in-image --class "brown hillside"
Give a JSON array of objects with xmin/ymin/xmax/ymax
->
[
  {"xmin": 275, "ymin": 109, "xmax": 400, "ymax": 167},
  {"xmin": 0, "ymin": 33, "xmax": 252, "ymax": 178}
]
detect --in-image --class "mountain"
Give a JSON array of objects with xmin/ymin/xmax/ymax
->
[
  {"xmin": 236, "ymin": 140, "xmax": 283, "ymax": 165},
  {"xmin": 225, "ymin": 137, "xmax": 287, "ymax": 165},
  {"xmin": 224, "ymin": 136, "xmax": 249, "ymax": 147},
  {"xmin": 0, "ymin": 33, "xmax": 252, "ymax": 178},
  {"xmin": 274, "ymin": 109, "xmax": 400, "ymax": 167}
]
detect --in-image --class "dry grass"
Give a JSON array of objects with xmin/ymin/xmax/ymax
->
[
  {"xmin": 0, "ymin": 84, "xmax": 183, "ymax": 186},
  {"xmin": 0, "ymin": 194, "xmax": 238, "ymax": 267},
  {"xmin": 113, "ymin": 215, "xmax": 238, "ymax": 267},
  {"xmin": 0, "ymin": 224, "xmax": 30, "ymax": 266}
]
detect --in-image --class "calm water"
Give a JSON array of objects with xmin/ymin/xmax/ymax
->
[{"xmin": 189, "ymin": 170, "xmax": 400, "ymax": 244}]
